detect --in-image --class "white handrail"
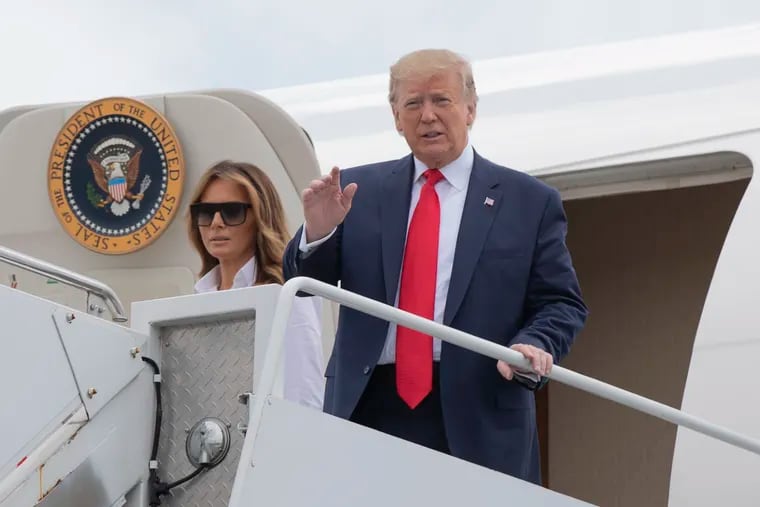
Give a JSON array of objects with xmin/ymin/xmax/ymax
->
[
  {"xmin": 0, "ymin": 246, "xmax": 127, "ymax": 322},
  {"xmin": 269, "ymin": 277, "xmax": 760, "ymax": 449}
]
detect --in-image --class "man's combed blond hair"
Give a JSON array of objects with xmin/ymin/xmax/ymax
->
[{"xmin": 388, "ymin": 48, "xmax": 478, "ymax": 105}]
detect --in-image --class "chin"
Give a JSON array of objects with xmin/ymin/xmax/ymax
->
[
  {"xmin": 207, "ymin": 246, "xmax": 231, "ymax": 259},
  {"xmin": 417, "ymin": 146, "xmax": 452, "ymax": 164},
  {"xmin": 420, "ymin": 141, "xmax": 450, "ymax": 152}
]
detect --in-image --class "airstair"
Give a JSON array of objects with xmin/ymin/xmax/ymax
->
[{"xmin": 0, "ymin": 246, "xmax": 758, "ymax": 507}]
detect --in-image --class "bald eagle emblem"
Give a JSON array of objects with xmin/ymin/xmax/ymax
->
[{"xmin": 86, "ymin": 136, "xmax": 152, "ymax": 217}]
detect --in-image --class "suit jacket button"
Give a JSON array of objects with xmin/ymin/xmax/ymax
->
[{"xmin": 363, "ymin": 366, "xmax": 371, "ymax": 375}]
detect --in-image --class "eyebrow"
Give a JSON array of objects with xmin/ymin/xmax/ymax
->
[{"xmin": 404, "ymin": 90, "xmax": 452, "ymax": 99}]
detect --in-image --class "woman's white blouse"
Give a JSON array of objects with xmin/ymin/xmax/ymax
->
[{"xmin": 194, "ymin": 257, "xmax": 325, "ymax": 410}]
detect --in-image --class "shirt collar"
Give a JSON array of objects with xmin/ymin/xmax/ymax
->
[
  {"xmin": 412, "ymin": 141, "xmax": 473, "ymax": 191},
  {"xmin": 194, "ymin": 255, "xmax": 257, "ymax": 293}
]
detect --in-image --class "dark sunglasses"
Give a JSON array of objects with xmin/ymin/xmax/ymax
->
[{"xmin": 190, "ymin": 202, "xmax": 252, "ymax": 227}]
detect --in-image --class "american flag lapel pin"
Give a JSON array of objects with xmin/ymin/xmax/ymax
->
[{"xmin": 484, "ymin": 197, "xmax": 495, "ymax": 207}]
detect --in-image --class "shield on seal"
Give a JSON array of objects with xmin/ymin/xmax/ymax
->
[{"xmin": 109, "ymin": 176, "xmax": 127, "ymax": 202}]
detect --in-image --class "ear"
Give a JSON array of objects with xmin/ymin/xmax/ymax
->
[
  {"xmin": 391, "ymin": 104, "xmax": 403, "ymax": 133},
  {"xmin": 466, "ymin": 101, "xmax": 476, "ymax": 126}
]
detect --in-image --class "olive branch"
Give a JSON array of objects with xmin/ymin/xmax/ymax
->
[{"xmin": 86, "ymin": 181, "xmax": 102, "ymax": 208}]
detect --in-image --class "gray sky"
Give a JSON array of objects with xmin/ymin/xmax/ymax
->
[{"xmin": 2, "ymin": 0, "xmax": 760, "ymax": 110}]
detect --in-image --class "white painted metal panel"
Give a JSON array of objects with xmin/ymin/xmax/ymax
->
[
  {"xmin": 233, "ymin": 398, "xmax": 593, "ymax": 507},
  {"xmin": 130, "ymin": 284, "xmax": 283, "ymax": 398},
  {"xmin": 0, "ymin": 285, "xmax": 81, "ymax": 480},
  {"xmin": 5, "ymin": 370, "xmax": 155, "ymax": 506},
  {"xmin": 670, "ymin": 327, "xmax": 760, "ymax": 506},
  {"xmin": 52, "ymin": 308, "xmax": 147, "ymax": 417}
]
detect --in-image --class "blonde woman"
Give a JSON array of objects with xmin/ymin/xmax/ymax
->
[{"xmin": 188, "ymin": 160, "xmax": 324, "ymax": 410}]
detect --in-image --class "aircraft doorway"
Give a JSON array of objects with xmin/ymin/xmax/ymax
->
[{"xmin": 536, "ymin": 154, "xmax": 752, "ymax": 507}]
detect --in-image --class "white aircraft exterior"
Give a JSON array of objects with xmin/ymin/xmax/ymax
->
[{"xmin": 0, "ymin": 23, "xmax": 758, "ymax": 506}]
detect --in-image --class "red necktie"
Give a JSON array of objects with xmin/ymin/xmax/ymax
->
[{"xmin": 396, "ymin": 168, "xmax": 444, "ymax": 409}]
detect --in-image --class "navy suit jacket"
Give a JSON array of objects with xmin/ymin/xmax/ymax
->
[{"xmin": 283, "ymin": 151, "xmax": 588, "ymax": 483}]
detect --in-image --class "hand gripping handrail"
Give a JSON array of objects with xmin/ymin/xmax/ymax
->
[
  {"xmin": 0, "ymin": 246, "xmax": 127, "ymax": 322},
  {"xmin": 229, "ymin": 276, "xmax": 760, "ymax": 505}
]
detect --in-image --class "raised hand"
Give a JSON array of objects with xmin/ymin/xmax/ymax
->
[{"xmin": 303, "ymin": 166, "xmax": 358, "ymax": 242}]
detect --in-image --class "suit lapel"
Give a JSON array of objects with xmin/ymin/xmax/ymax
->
[
  {"xmin": 444, "ymin": 153, "xmax": 502, "ymax": 325},
  {"xmin": 380, "ymin": 156, "xmax": 414, "ymax": 305}
]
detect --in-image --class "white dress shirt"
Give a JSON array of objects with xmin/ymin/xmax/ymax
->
[
  {"xmin": 299, "ymin": 143, "xmax": 474, "ymax": 364},
  {"xmin": 194, "ymin": 256, "xmax": 326, "ymax": 410}
]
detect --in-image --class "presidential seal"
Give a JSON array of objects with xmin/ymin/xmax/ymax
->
[{"xmin": 47, "ymin": 97, "xmax": 184, "ymax": 254}]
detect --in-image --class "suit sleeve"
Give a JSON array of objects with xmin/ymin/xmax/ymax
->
[
  {"xmin": 509, "ymin": 188, "xmax": 588, "ymax": 363},
  {"xmin": 283, "ymin": 223, "xmax": 342, "ymax": 286}
]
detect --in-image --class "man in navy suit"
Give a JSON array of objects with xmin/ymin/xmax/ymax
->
[{"xmin": 283, "ymin": 48, "xmax": 588, "ymax": 484}]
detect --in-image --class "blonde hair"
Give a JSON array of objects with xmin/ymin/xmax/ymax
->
[
  {"xmin": 187, "ymin": 160, "xmax": 290, "ymax": 285},
  {"xmin": 388, "ymin": 48, "xmax": 478, "ymax": 105}
]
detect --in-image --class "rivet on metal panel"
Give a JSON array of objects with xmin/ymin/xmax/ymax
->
[
  {"xmin": 87, "ymin": 388, "xmax": 97, "ymax": 398},
  {"xmin": 130, "ymin": 347, "xmax": 141, "ymax": 358},
  {"xmin": 65, "ymin": 313, "xmax": 75, "ymax": 323}
]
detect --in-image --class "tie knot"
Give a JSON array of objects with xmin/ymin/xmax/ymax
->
[{"xmin": 423, "ymin": 168, "xmax": 444, "ymax": 186}]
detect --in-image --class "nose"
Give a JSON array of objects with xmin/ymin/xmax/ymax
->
[
  {"xmin": 420, "ymin": 99, "xmax": 437, "ymax": 123},
  {"xmin": 210, "ymin": 211, "xmax": 225, "ymax": 228}
]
